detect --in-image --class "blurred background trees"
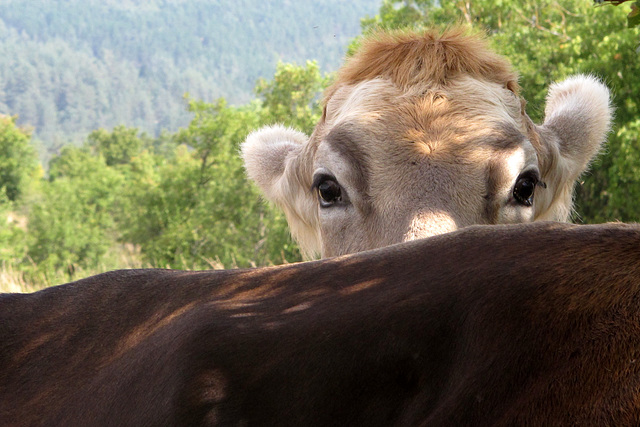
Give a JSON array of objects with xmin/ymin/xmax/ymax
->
[
  {"xmin": 0, "ymin": 59, "xmax": 325, "ymax": 287},
  {"xmin": 0, "ymin": 0, "xmax": 378, "ymax": 162},
  {"xmin": 0, "ymin": 0, "xmax": 638, "ymax": 289}
]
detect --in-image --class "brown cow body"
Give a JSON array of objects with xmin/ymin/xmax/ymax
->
[{"xmin": 2, "ymin": 222, "xmax": 640, "ymax": 426}]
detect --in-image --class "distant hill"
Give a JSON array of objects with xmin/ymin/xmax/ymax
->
[{"xmin": 0, "ymin": 0, "xmax": 380, "ymax": 157}]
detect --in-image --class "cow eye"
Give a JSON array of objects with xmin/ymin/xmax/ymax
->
[
  {"xmin": 513, "ymin": 172, "xmax": 540, "ymax": 207},
  {"xmin": 317, "ymin": 179, "xmax": 342, "ymax": 207},
  {"xmin": 313, "ymin": 174, "xmax": 342, "ymax": 207}
]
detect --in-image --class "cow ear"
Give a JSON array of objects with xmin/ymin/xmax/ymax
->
[
  {"xmin": 242, "ymin": 125, "xmax": 321, "ymax": 258},
  {"xmin": 534, "ymin": 75, "xmax": 613, "ymax": 220},
  {"xmin": 241, "ymin": 125, "xmax": 308, "ymax": 202},
  {"xmin": 541, "ymin": 75, "xmax": 612, "ymax": 170}
]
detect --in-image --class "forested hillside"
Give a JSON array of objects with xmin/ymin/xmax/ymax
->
[{"xmin": 0, "ymin": 0, "xmax": 379, "ymax": 157}]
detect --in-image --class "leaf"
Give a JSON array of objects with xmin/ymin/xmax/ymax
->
[{"xmin": 628, "ymin": 1, "xmax": 640, "ymax": 27}]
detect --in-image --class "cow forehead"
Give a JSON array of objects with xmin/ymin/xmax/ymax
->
[
  {"xmin": 320, "ymin": 76, "xmax": 525, "ymax": 155},
  {"xmin": 315, "ymin": 76, "xmax": 528, "ymax": 172}
]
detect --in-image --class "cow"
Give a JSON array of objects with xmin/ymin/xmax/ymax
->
[
  {"xmin": 242, "ymin": 28, "xmax": 613, "ymax": 258},
  {"xmin": 2, "ymin": 221, "xmax": 640, "ymax": 426}
]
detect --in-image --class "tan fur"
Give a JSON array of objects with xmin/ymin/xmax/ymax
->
[
  {"xmin": 242, "ymin": 28, "xmax": 612, "ymax": 258},
  {"xmin": 324, "ymin": 27, "xmax": 519, "ymax": 102}
]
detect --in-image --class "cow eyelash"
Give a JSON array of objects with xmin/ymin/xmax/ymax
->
[{"xmin": 311, "ymin": 173, "xmax": 337, "ymax": 191}]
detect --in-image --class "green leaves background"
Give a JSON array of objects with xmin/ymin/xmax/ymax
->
[{"xmin": 1, "ymin": 0, "xmax": 638, "ymax": 289}]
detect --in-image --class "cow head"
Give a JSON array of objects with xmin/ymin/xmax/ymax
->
[{"xmin": 242, "ymin": 28, "xmax": 612, "ymax": 258}]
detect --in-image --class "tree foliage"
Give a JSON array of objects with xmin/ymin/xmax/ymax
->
[
  {"xmin": 27, "ymin": 156, "xmax": 124, "ymax": 277},
  {"xmin": 0, "ymin": 116, "xmax": 36, "ymax": 201},
  {"xmin": 0, "ymin": 0, "xmax": 377, "ymax": 155},
  {"xmin": 2, "ymin": 58, "xmax": 328, "ymax": 285},
  {"xmin": 596, "ymin": 0, "xmax": 640, "ymax": 28},
  {"xmin": 256, "ymin": 61, "xmax": 331, "ymax": 135},
  {"xmin": 122, "ymin": 98, "xmax": 301, "ymax": 269}
]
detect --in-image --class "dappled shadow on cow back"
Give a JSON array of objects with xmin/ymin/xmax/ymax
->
[{"xmin": 1, "ymin": 222, "xmax": 640, "ymax": 425}]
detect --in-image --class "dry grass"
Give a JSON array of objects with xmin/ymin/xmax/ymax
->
[
  {"xmin": 0, "ymin": 262, "xmax": 38, "ymax": 293},
  {"xmin": 0, "ymin": 262, "xmax": 107, "ymax": 293},
  {"xmin": 0, "ymin": 244, "xmax": 229, "ymax": 294}
]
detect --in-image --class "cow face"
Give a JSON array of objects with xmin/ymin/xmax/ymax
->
[{"xmin": 242, "ymin": 29, "xmax": 612, "ymax": 258}]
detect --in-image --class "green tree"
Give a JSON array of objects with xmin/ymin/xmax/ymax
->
[
  {"xmin": 121, "ymin": 98, "xmax": 301, "ymax": 269},
  {"xmin": 596, "ymin": 0, "xmax": 640, "ymax": 28},
  {"xmin": 0, "ymin": 191, "xmax": 28, "ymax": 266},
  {"xmin": 25, "ymin": 127, "xmax": 146, "ymax": 279},
  {"xmin": 27, "ymin": 155, "xmax": 124, "ymax": 278},
  {"xmin": 48, "ymin": 145, "xmax": 97, "ymax": 180},
  {"xmin": 255, "ymin": 61, "xmax": 330, "ymax": 135},
  {"xmin": 0, "ymin": 0, "xmax": 378, "ymax": 152},
  {"xmin": 87, "ymin": 125, "xmax": 151, "ymax": 166},
  {"xmin": 0, "ymin": 115, "xmax": 36, "ymax": 201},
  {"xmin": 0, "ymin": 116, "xmax": 37, "ymax": 272}
]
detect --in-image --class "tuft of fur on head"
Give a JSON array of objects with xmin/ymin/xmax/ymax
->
[{"xmin": 324, "ymin": 27, "xmax": 520, "ymax": 103}]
